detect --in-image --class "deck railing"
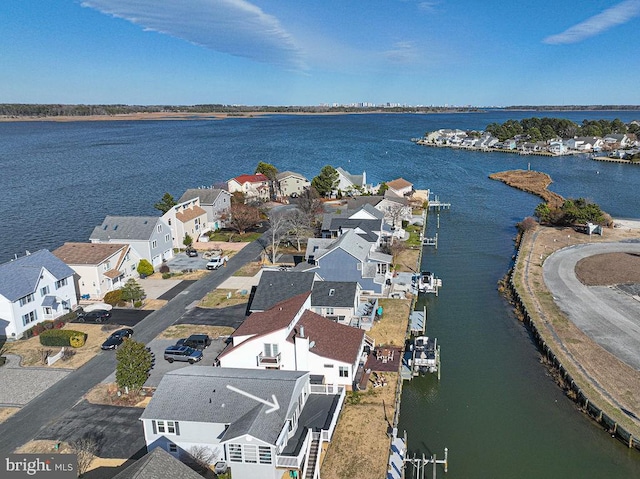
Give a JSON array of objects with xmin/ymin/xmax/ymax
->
[{"xmin": 275, "ymin": 427, "xmax": 312, "ymax": 469}]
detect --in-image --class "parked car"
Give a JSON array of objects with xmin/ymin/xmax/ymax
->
[
  {"xmin": 164, "ymin": 345, "xmax": 203, "ymax": 364},
  {"xmin": 206, "ymin": 255, "xmax": 228, "ymax": 270},
  {"xmin": 176, "ymin": 334, "xmax": 211, "ymax": 350},
  {"xmin": 76, "ymin": 309, "xmax": 112, "ymax": 323},
  {"xmin": 185, "ymin": 247, "xmax": 198, "ymax": 257},
  {"xmin": 101, "ymin": 328, "xmax": 134, "ymax": 350}
]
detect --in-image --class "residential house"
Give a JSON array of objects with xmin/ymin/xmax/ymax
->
[
  {"xmin": 602, "ymin": 133, "xmax": 631, "ymax": 149},
  {"xmin": 310, "ymin": 281, "xmax": 361, "ymax": 324},
  {"xmin": 110, "ymin": 447, "xmax": 203, "ymax": 479},
  {"xmin": 345, "ymin": 195, "xmax": 412, "ymax": 230},
  {"xmin": 385, "ymin": 178, "xmax": 413, "ymax": 198},
  {"xmin": 218, "ymin": 293, "xmax": 366, "ymax": 387},
  {"xmin": 162, "ymin": 198, "xmax": 208, "ymax": 248},
  {"xmin": 140, "ymin": 367, "xmax": 345, "ymax": 479},
  {"xmin": 461, "ymin": 137, "xmax": 479, "ymax": 148},
  {"xmin": 502, "ymin": 139, "xmax": 517, "ymax": 150},
  {"xmin": 276, "ymin": 171, "xmax": 310, "ymax": 198},
  {"xmin": 566, "ymin": 137, "xmax": 604, "ymax": 152},
  {"xmin": 301, "ymin": 230, "xmax": 392, "ymax": 295},
  {"xmin": 335, "ymin": 167, "xmax": 368, "ymax": 196},
  {"xmin": 249, "ymin": 271, "xmax": 319, "ymax": 313},
  {"xmin": 178, "ymin": 188, "xmax": 232, "ymax": 231},
  {"xmin": 227, "ymin": 174, "xmax": 270, "ymax": 203},
  {"xmin": 90, "ymin": 216, "xmax": 174, "ymax": 268},
  {"xmin": 0, "ymin": 250, "xmax": 77, "ymax": 339},
  {"xmin": 477, "ymin": 134, "xmax": 499, "ymax": 149},
  {"xmin": 53, "ymin": 243, "xmax": 140, "ymax": 300},
  {"xmin": 320, "ymin": 204, "xmax": 387, "ymax": 245},
  {"xmin": 548, "ymin": 140, "xmax": 567, "ymax": 155}
]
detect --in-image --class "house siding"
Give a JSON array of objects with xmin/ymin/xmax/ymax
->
[{"xmin": 316, "ymin": 249, "xmax": 382, "ymax": 293}]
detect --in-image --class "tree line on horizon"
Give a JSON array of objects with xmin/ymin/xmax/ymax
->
[{"xmin": 485, "ymin": 117, "xmax": 640, "ymax": 142}]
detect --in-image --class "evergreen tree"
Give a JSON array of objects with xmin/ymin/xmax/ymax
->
[
  {"xmin": 121, "ymin": 278, "xmax": 145, "ymax": 307},
  {"xmin": 115, "ymin": 339, "xmax": 152, "ymax": 394},
  {"xmin": 154, "ymin": 192, "xmax": 177, "ymax": 214},
  {"xmin": 311, "ymin": 165, "xmax": 339, "ymax": 197}
]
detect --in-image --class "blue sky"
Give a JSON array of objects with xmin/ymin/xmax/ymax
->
[{"xmin": 2, "ymin": 0, "xmax": 639, "ymax": 106}]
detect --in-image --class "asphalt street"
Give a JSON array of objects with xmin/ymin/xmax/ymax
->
[
  {"xmin": 543, "ymin": 241, "xmax": 640, "ymax": 370},
  {"xmin": 0, "ymin": 238, "xmax": 265, "ymax": 457}
]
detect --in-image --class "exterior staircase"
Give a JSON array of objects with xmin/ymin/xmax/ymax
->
[{"xmin": 305, "ymin": 438, "xmax": 321, "ymax": 479}]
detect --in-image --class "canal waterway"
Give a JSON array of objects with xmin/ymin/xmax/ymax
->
[{"xmin": 2, "ymin": 112, "xmax": 640, "ymax": 477}]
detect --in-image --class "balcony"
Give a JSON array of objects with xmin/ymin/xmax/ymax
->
[{"xmin": 257, "ymin": 352, "xmax": 281, "ymax": 368}]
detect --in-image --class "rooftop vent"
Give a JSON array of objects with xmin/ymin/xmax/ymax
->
[{"xmin": 329, "ymin": 289, "xmax": 335, "ymax": 296}]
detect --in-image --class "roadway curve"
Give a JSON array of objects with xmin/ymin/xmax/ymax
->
[{"xmin": 543, "ymin": 241, "xmax": 640, "ymax": 371}]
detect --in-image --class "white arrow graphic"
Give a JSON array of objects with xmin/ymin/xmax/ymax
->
[{"xmin": 226, "ymin": 385, "xmax": 280, "ymax": 414}]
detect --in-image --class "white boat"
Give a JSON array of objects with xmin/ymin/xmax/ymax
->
[{"xmin": 411, "ymin": 336, "xmax": 438, "ymax": 375}]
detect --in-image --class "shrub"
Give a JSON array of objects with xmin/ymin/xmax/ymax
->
[
  {"xmin": 69, "ymin": 335, "xmax": 86, "ymax": 348},
  {"xmin": 137, "ymin": 259, "xmax": 154, "ymax": 277},
  {"xmin": 159, "ymin": 263, "xmax": 170, "ymax": 274},
  {"xmin": 39, "ymin": 329, "xmax": 86, "ymax": 347},
  {"xmin": 133, "ymin": 300, "xmax": 143, "ymax": 308},
  {"xmin": 42, "ymin": 321, "xmax": 54, "ymax": 330},
  {"xmin": 104, "ymin": 289, "xmax": 123, "ymax": 306},
  {"xmin": 162, "ymin": 272, "xmax": 171, "ymax": 279},
  {"xmin": 31, "ymin": 323, "xmax": 46, "ymax": 337}
]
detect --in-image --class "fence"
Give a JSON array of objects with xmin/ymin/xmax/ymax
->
[{"xmin": 47, "ymin": 347, "xmax": 65, "ymax": 366}]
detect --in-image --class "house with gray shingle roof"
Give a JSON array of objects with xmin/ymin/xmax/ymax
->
[
  {"xmin": 90, "ymin": 216, "xmax": 174, "ymax": 268},
  {"xmin": 162, "ymin": 198, "xmax": 208, "ymax": 249},
  {"xmin": 111, "ymin": 447, "xmax": 203, "ymax": 479},
  {"xmin": 0, "ymin": 250, "xmax": 77, "ymax": 338},
  {"xmin": 178, "ymin": 188, "xmax": 232, "ymax": 231},
  {"xmin": 218, "ymin": 293, "xmax": 366, "ymax": 388},
  {"xmin": 276, "ymin": 171, "xmax": 310, "ymax": 198},
  {"xmin": 303, "ymin": 230, "xmax": 393, "ymax": 294},
  {"xmin": 310, "ymin": 281, "xmax": 362, "ymax": 323},
  {"xmin": 140, "ymin": 367, "xmax": 346, "ymax": 479},
  {"xmin": 53, "ymin": 242, "xmax": 141, "ymax": 300},
  {"xmin": 335, "ymin": 167, "xmax": 370, "ymax": 195},
  {"xmin": 248, "ymin": 271, "xmax": 319, "ymax": 313}
]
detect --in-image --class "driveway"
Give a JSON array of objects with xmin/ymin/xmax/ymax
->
[
  {"xmin": 157, "ymin": 280, "xmax": 196, "ymax": 301},
  {"xmin": 543, "ymin": 241, "xmax": 640, "ymax": 370},
  {"xmin": 166, "ymin": 253, "xmax": 209, "ymax": 272},
  {"xmin": 177, "ymin": 304, "xmax": 248, "ymax": 329},
  {"xmin": 101, "ymin": 338, "xmax": 227, "ymax": 387},
  {"xmin": 0, "ymin": 355, "xmax": 70, "ymax": 407},
  {"xmin": 35, "ymin": 400, "xmax": 145, "ymax": 459},
  {"xmin": 70, "ymin": 309, "xmax": 152, "ymax": 327}
]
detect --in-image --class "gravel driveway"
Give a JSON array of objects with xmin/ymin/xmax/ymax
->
[{"xmin": 0, "ymin": 355, "xmax": 70, "ymax": 407}]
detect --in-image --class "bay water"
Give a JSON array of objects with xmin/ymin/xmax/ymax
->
[{"xmin": 2, "ymin": 112, "xmax": 640, "ymax": 477}]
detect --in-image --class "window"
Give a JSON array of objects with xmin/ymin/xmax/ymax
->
[
  {"xmin": 152, "ymin": 240, "xmax": 158, "ymax": 249},
  {"xmin": 19, "ymin": 293, "xmax": 35, "ymax": 306},
  {"xmin": 339, "ymin": 366, "xmax": 349, "ymax": 378},
  {"xmin": 55, "ymin": 278, "xmax": 67, "ymax": 289},
  {"xmin": 22, "ymin": 311, "xmax": 37, "ymax": 326},
  {"xmin": 165, "ymin": 234, "xmax": 170, "ymax": 243},
  {"xmin": 168, "ymin": 444, "xmax": 177, "ymax": 453},
  {"xmin": 157, "ymin": 224, "xmax": 162, "ymax": 233},
  {"xmin": 326, "ymin": 307, "xmax": 334, "ymax": 315},
  {"xmin": 43, "ymin": 307, "xmax": 52, "ymax": 316},
  {"xmin": 156, "ymin": 420, "xmax": 179, "ymax": 435},
  {"xmin": 40, "ymin": 286, "xmax": 49, "ymax": 297},
  {"xmin": 258, "ymin": 446, "xmax": 272, "ymax": 464},
  {"xmin": 229, "ymin": 444, "xmax": 242, "ymax": 463},
  {"xmin": 324, "ymin": 364, "xmax": 334, "ymax": 368},
  {"xmin": 264, "ymin": 343, "xmax": 279, "ymax": 357},
  {"xmin": 244, "ymin": 445, "xmax": 257, "ymax": 464},
  {"xmin": 168, "ymin": 219, "xmax": 172, "ymax": 226}
]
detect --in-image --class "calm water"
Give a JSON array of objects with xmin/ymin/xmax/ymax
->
[{"xmin": 2, "ymin": 112, "xmax": 640, "ymax": 477}]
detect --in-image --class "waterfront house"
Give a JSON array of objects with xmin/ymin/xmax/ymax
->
[
  {"xmin": 385, "ymin": 178, "xmax": 413, "ymax": 197},
  {"xmin": 218, "ymin": 293, "xmax": 366, "ymax": 388},
  {"xmin": 310, "ymin": 281, "xmax": 361, "ymax": 324},
  {"xmin": 141, "ymin": 367, "xmax": 345, "ymax": 479},
  {"xmin": 320, "ymin": 204, "xmax": 387, "ymax": 245},
  {"xmin": 567, "ymin": 137, "xmax": 604, "ymax": 152},
  {"xmin": 249, "ymin": 270, "xmax": 319, "ymax": 313},
  {"xmin": 90, "ymin": 216, "xmax": 174, "ymax": 268},
  {"xmin": 477, "ymin": 134, "xmax": 499, "ymax": 149},
  {"xmin": 548, "ymin": 140, "xmax": 567, "ymax": 155},
  {"xmin": 345, "ymin": 195, "xmax": 412, "ymax": 229},
  {"xmin": 301, "ymin": 230, "xmax": 392, "ymax": 295},
  {"xmin": 52, "ymin": 243, "xmax": 140, "ymax": 300},
  {"xmin": 162, "ymin": 198, "xmax": 208, "ymax": 248},
  {"xmin": 0, "ymin": 250, "xmax": 77, "ymax": 339},
  {"xmin": 335, "ymin": 167, "xmax": 368, "ymax": 196},
  {"xmin": 227, "ymin": 174, "xmax": 270, "ymax": 203},
  {"xmin": 178, "ymin": 188, "xmax": 232, "ymax": 231},
  {"xmin": 502, "ymin": 139, "xmax": 517, "ymax": 150},
  {"xmin": 602, "ymin": 133, "xmax": 631, "ymax": 149},
  {"xmin": 276, "ymin": 171, "xmax": 310, "ymax": 198}
]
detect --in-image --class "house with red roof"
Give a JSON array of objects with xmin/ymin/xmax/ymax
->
[
  {"xmin": 216, "ymin": 292, "xmax": 367, "ymax": 388},
  {"xmin": 227, "ymin": 173, "xmax": 270, "ymax": 203}
]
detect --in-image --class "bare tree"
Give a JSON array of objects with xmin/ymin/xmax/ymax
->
[
  {"xmin": 223, "ymin": 203, "xmax": 262, "ymax": 235},
  {"xmin": 384, "ymin": 203, "xmax": 407, "ymax": 230},
  {"xmin": 187, "ymin": 445, "xmax": 217, "ymax": 474},
  {"xmin": 296, "ymin": 187, "xmax": 322, "ymax": 226},
  {"xmin": 267, "ymin": 210, "xmax": 293, "ymax": 263},
  {"xmin": 287, "ymin": 209, "xmax": 314, "ymax": 251},
  {"xmin": 70, "ymin": 436, "xmax": 99, "ymax": 477}
]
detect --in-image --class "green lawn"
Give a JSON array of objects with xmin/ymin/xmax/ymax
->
[{"xmin": 207, "ymin": 230, "xmax": 262, "ymax": 242}]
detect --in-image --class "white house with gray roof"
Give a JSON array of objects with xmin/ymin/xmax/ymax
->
[
  {"xmin": 335, "ymin": 167, "xmax": 369, "ymax": 195},
  {"xmin": 140, "ymin": 367, "xmax": 345, "ymax": 479},
  {"xmin": 178, "ymin": 188, "xmax": 232, "ymax": 231},
  {"xmin": 0, "ymin": 250, "xmax": 77, "ymax": 339},
  {"xmin": 90, "ymin": 216, "xmax": 174, "ymax": 268}
]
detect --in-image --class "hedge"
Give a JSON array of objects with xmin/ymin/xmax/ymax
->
[
  {"xmin": 39, "ymin": 329, "xmax": 86, "ymax": 348},
  {"xmin": 104, "ymin": 289, "xmax": 123, "ymax": 306}
]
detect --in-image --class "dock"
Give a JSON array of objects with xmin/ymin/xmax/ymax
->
[{"xmin": 427, "ymin": 195, "xmax": 450, "ymax": 210}]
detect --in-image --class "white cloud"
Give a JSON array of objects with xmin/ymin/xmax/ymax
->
[
  {"xmin": 81, "ymin": 0, "xmax": 306, "ymax": 69},
  {"xmin": 417, "ymin": 2, "xmax": 439, "ymax": 13},
  {"xmin": 543, "ymin": 0, "xmax": 640, "ymax": 44},
  {"xmin": 384, "ymin": 41, "xmax": 421, "ymax": 64}
]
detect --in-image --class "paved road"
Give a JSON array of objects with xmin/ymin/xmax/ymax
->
[
  {"xmin": 0, "ymin": 239, "xmax": 264, "ymax": 457},
  {"xmin": 543, "ymin": 241, "xmax": 640, "ymax": 371}
]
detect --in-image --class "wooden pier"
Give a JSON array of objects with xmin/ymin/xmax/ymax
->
[{"xmin": 427, "ymin": 195, "xmax": 451, "ymax": 210}]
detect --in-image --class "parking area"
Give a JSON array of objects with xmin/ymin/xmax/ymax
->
[
  {"xmin": 177, "ymin": 304, "xmax": 248, "ymax": 329},
  {"xmin": 165, "ymin": 252, "xmax": 209, "ymax": 271},
  {"xmin": 101, "ymin": 338, "xmax": 227, "ymax": 388},
  {"xmin": 35, "ymin": 400, "xmax": 145, "ymax": 459},
  {"xmin": 70, "ymin": 309, "xmax": 152, "ymax": 327}
]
